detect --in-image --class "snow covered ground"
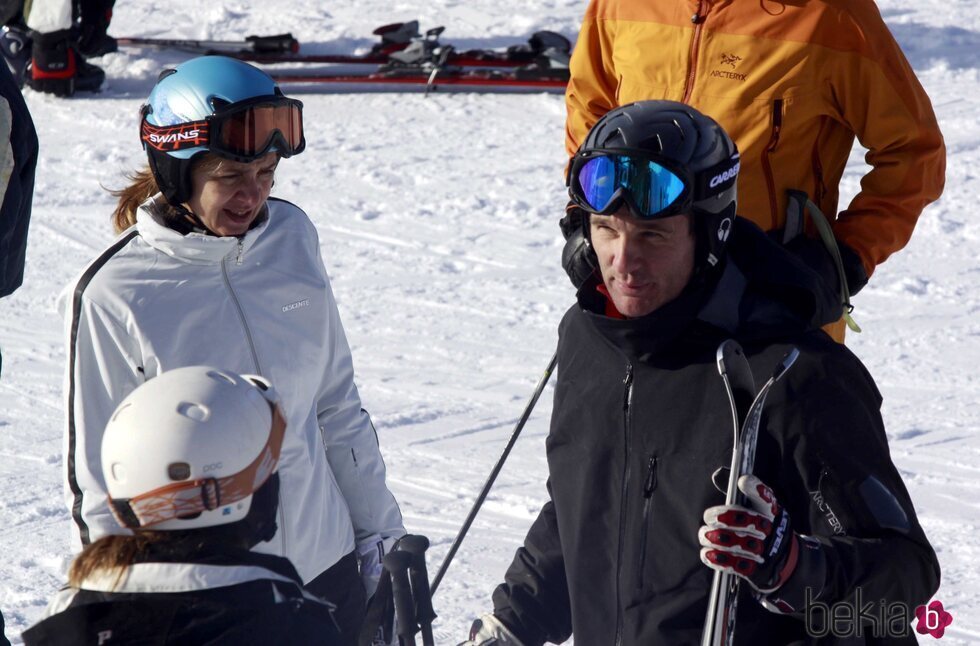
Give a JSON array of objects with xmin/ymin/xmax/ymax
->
[{"xmin": 1, "ymin": 0, "xmax": 978, "ymax": 643}]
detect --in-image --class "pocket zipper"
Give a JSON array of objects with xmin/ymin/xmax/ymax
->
[{"xmin": 637, "ymin": 455, "xmax": 659, "ymax": 590}]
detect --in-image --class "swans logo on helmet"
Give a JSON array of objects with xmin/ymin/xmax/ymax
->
[{"xmin": 142, "ymin": 120, "xmax": 210, "ymax": 153}]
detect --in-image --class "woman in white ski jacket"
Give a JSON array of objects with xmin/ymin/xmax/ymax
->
[{"xmin": 61, "ymin": 56, "xmax": 404, "ymax": 642}]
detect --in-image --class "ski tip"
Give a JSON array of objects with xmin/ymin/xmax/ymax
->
[
  {"xmin": 715, "ymin": 339, "xmax": 745, "ymax": 377},
  {"xmin": 772, "ymin": 347, "xmax": 800, "ymax": 381}
]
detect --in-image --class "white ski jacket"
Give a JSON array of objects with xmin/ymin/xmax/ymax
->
[{"xmin": 61, "ymin": 196, "xmax": 404, "ymax": 583}]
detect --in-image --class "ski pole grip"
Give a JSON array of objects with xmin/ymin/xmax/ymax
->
[
  {"xmin": 384, "ymin": 550, "xmax": 418, "ymax": 644},
  {"xmin": 399, "ymin": 535, "xmax": 437, "ymax": 621},
  {"xmin": 246, "ymin": 33, "xmax": 299, "ymax": 54}
]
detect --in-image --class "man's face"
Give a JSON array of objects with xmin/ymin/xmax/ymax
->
[{"xmin": 589, "ymin": 208, "xmax": 696, "ymax": 318}]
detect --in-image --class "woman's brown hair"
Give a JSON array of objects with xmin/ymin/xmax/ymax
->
[
  {"xmin": 68, "ymin": 532, "xmax": 168, "ymax": 590},
  {"xmin": 110, "ymin": 167, "xmax": 159, "ymax": 234},
  {"xmin": 109, "ymin": 156, "xmax": 225, "ymax": 233}
]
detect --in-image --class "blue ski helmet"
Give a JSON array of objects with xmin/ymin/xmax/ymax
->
[{"xmin": 140, "ymin": 56, "xmax": 305, "ymax": 206}]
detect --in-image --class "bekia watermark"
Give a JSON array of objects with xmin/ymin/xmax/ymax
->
[
  {"xmin": 915, "ymin": 600, "xmax": 953, "ymax": 639},
  {"xmin": 805, "ymin": 588, "xmax": 953, "ymax": 639}
]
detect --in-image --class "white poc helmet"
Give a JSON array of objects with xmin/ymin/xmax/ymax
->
[{"xmin": 102, "ymin": 366, "xmax": 286, "ymax": 531}]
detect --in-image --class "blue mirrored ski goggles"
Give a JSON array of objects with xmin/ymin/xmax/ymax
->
[{"xmin": 569, "ymin": 152, "xmax": 691, "ymax": 219}]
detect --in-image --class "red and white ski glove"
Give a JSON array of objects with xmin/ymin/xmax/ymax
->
[
  {"xmin": 699, "ymin": 475, "xmax": 802, "ymax": 594},
  {"xmin": 700, "ymin": 475, "xmax": 830, "ymax": 614}
]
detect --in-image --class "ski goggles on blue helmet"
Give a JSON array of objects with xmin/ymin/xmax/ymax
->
[
  {"xmin": 568, "ymin": 149, "xmax": 740, "ymax": 219},
  {"xmin": 141, "ymin": 95, "xmax": 305, "ymax": 163}
]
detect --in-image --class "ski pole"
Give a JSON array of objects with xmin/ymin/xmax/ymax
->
[
  {"xmin": 430, "ymin": 349, "xmax": 558, "ymax": 596},
  {"xmin": 384, "ymin": 550, "xmax": 418, "ymax": 646},
  {"xmin": 399, "ymin": 535, "xmax": 436, "ymax": 646}
]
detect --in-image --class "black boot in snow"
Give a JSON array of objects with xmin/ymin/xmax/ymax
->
[{"xmin": 25, "ymin": 29, "xmax": 104, "ymax": 97}]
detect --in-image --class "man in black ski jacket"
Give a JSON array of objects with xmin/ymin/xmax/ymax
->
[{"xmin": 461, "ymin": 101, "xmax": 939, "ymax": 646}]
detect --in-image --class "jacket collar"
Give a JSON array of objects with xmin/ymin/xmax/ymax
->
[{"xmin": 136, "ymin": 194, "xmax": 271, "ymax": 265}]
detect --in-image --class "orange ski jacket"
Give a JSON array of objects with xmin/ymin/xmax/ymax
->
[{"xmin": 565, "ymin": 0, "xmax": 945, "ymax": 280}]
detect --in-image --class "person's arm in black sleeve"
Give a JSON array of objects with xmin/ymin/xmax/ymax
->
[
  {"xmin": 491, "ymin": 487, "xmax": 573, "ymax": 646},
  {"xmin": 759, "ymin": 352, "xmax": 939, "ymax": 617}
]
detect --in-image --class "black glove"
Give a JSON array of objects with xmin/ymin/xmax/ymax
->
[
  {"xmin": 559, "ymin": 202, "xmax": 597, "ymax": 289},
  {"xmin": 786, "ymin": 235, "xmax": 868, "ymax": 298}
]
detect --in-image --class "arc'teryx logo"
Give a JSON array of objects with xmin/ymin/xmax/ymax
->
[
  {"xmin": 721, "ymin": 53, "xmax": 742, "ymax": 68},
  {"xmin": 710, "ymin": 53, "xmax": 747, "ymax": 82}
]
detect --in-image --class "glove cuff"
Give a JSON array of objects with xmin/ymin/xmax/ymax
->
[
  {"xmin": 466, "ymin": 613, "xmax": 526, "ymax": 646},
  {"xmin": 759, "ymin": 535, "xmax": 827, "ymax": 615}
]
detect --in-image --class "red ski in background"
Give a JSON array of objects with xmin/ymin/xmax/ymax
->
[{"xmin": 115, "ymin": 21, "xmax": 572, "ymax": 70}]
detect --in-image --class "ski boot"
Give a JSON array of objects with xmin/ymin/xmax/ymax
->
[{"xmin": 25, "ymin": 29, "xmax": 104, "ymax": 97}]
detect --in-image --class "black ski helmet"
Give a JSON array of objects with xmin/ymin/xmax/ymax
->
[{"xmin": 569, "ymin": 100, "xmax": 740, "ymax": 273}]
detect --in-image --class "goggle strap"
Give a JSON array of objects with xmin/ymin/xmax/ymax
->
[
  {"xmin": 110, "ymin": 405, "xmax": 286, "ymax": 529},
  {"xmin": 141, "ymin": 119, "xmax": 210, "ymax": 153},
  {"xmin": 694, "ymin": 154, "xmax": 741, "ymax": 200}
]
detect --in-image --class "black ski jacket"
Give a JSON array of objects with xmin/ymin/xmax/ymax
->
[
  {"xmin": 0, "ymin": 61, "xmax": 37, "ymax": 299},
  {"xmin": 492, "ymin": 219, "xmax": 939, "ymax": 646},
  {"xmin": 22, "ymin": 545, "xmax": 342, "ymax": 645}
]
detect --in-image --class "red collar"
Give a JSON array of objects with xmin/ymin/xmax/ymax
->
[{"xmin": 596, "ymin": 283, "xmax": 627, "ymax": 319}]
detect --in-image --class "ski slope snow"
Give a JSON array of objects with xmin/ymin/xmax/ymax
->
[{"xmin": 1, "ymin": 0, "xmax": 977, "ymax": 643}]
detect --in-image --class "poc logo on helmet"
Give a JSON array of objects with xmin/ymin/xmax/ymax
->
[{"xmin": 709, "ymin": 161, "xmax": 741, "ymax": 188}]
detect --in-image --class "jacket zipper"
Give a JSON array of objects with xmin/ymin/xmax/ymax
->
[
  {"xmin": 811, "ymin": 118, "xmax": 828, "ymax": 208},
  {"xmin": 761, "ymin": 99, "xmax": 784, "ymax": 229},
  {"xmin": 636, "ymin": 455, "xmax": 659, "ymax": 590},
  {"xmin": 221, "ymin": 253, "xmax": 287, "ymax": 550},
  {"xmin": 615, "ymin": 364, "xmax": 634, "ymax": 646},
  {"xmin": 682, "ymin": 1, "xmax": 708, "ymax": 103}
]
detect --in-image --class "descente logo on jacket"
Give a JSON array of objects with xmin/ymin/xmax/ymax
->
[{"xmin": 282, "ymin": 299, "xmax": 310, "ymax": 313}]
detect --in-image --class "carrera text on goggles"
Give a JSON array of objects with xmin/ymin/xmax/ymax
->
[
  {"xmin": 109, "ymin": 403, "xmax": 288, "ymax": 529},
  {"xmin": 141, "ymin": 97, "xmax": 305, "ymax": 162},
  {"xmin": 570, "ymin": 152, "xmax": 691, "ymax": 219}
]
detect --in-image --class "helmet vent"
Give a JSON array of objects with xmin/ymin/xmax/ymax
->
[
  {"xmin": 168, "ymin": 462, "xmax": 191, "ymax": 481},
  {"xmin": 672, "ymin": 119, "xmax": 684, "ymax": 140},
  {"xmin": 210, "ymin": 97, "xmax": 231, "ymax": 112},
  {"xmin": 207, "ymin": 369, "xmax": 239, "ymax": 386},
  {"xmin": 178, "ymin": 402, "xmax": 210, "ymax": 422},
  {"xmin": 110, "ymin": 401, "xmax": 133, "ymax": 422}
]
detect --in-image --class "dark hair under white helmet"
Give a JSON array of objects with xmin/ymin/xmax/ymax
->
[{"xmin": 567, "ymin": 100, "xmax": 740, "ymax": 275}]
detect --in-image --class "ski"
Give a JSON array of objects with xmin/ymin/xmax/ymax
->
[
  {"xmin": 701, "ymin": 341, "xmax": 799, "ymax": 646},
  {"xmin": 115, "ymin": 22, "xmax": 571, "ymax": 70},
  {"xmin": 239, "ymin": 26, "xmax": 570, "ymax": 69},
  {"xmin": 115, "ymin": 33, "xmax": 299, "ymax": 55},
  {"xmin": 269, "ymin": 66, "xmax": 568, "ymax": 92}
]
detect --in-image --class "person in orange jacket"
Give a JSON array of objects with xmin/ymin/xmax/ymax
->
[{"xmin": 561, "ymin": 0, "xmax": 945, "ymax": 341}]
